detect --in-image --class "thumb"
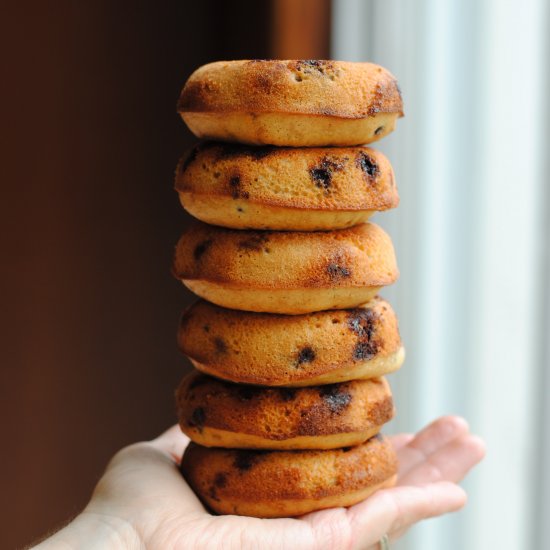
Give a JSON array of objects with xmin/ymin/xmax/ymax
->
[
  {"xmin": 150, "ymin": 424, "xmax": 191, "ymax": 463},
  {"xmin": 89, "ymin": 429, "xmax": 203, "ymax": 517},
  {"xmin": 346, "ymin": 481, "xmax": 467, "ymax": 545}
]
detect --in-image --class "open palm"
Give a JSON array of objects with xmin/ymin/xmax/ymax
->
[{"xmin": 75, "ymin": 416, "xmax": 484, "ymax": 550}]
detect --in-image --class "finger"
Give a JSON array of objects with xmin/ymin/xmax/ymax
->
[
  {"xmin": 389, "ymin": 433, "xmax": 414, "ymax": 450},
  {"xmin": 399, "ymin": 434, "xmax": 486, "ymax": 486},
  {"xmin": 408, "ymin": 416, "xmax": 469, "ymax": 455},
  {"xmin": 397, "ymin": 416, "xmax": 469, "ymax": 478},
  {"xmin": 150, "ymin": 424, "xmax": 190, "ymax": 463},
  {"xmin": 95, "ymin": 441, "xmax": 205, "ymax": 515},
  {"xmin": 346, "ymin": 481, "xmax": 467, "ymax": 546}
]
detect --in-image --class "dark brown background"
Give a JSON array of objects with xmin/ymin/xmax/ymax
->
[{"xmin": 1, "ymin": 1, "xmax": 329, "ymax": 548}]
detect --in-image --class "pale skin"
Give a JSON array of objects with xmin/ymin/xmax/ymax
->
[{"xmin": 33, "ymin": 416, "xmax": 485, "ymax": 550}]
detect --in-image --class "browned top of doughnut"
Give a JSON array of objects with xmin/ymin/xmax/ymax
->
[
  {"xmin": 178, "ymin": 60, "xmax": 403, "ymax": 119},
  {"xmin": 181, "ymin": 434, "xmax": 397, "ymax": 502},
  {"xmin": 177, "ymin": 373, "xmax": 393, "ymax": 440},
  {"xmin": 172, "ymin": 222, "xmax": 398, "ymax": 290},
  {"xmin": 175, "ymin": 142, "xmax": 398, "ymax": 211},
  {"xmin": 178, "ymin": 297, "xmax": 402, "ymax": 385}
]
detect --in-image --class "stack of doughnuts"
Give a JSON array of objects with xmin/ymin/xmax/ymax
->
[{"xmin": 172, "ymin": 60, "xmax": 404, "ymax": 518}]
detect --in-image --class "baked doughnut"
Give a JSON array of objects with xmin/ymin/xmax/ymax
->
[
  {"xmin": 178, "ymin": 297, "xmax": 404, "ymax": 386},
  {"xmin": 177, "ymin": 60, "xmax": 403, "ymax": 146},
  {"xmin": 177, "ymin": 372, "xmax": 394, "ymax": 450},
  {"xmin": 180, "ymin": 435, "xmax": 397, "ymax": 517},
  {"xmin": 175, "ymin": 142, "xmax": 398, "ymax": 230},
  {"xmin": 172, "ymin": 222, "xmax": 398, "ymax": 314}
]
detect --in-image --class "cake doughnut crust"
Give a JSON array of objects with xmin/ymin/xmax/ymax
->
[
  {"xmin": 175, "ymin": 142, "xmax": 398, "ymax": 230},
  {"xmin": 180, "ymin": 435, "xmax": 398, "ymax": 517},
  {"xmin": 177, "ymin": 373, "xmax": 394, "ymax": 450},
  {"xmin": 178, "ymin": 297, "xmax": 404, "ymax": 386},
  {"xmin": 172, "ymin": 222, "xmax": 398, "ymax": 314},
  {"xmin": 177, "ymin": 60, "xmax": 403, "ymax": 146}
]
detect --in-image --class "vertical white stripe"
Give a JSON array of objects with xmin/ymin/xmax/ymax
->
[
  {"xmin": 331, "ymin": 0, "xmax": 371, "ymax": 61},
  {"xmin": 536, "ymin": 205, "xmax": 550, "ymax": 548},
  {"xmin": 467, "ymin": 0, "xmax": 546, "ymax": 548}
]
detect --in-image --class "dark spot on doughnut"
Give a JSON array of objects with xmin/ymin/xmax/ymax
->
[
  {"xmin": 280, "ymin": 388, "xmax": 297, "ymax": 402},
  {"xmin": 297, "ymin": 59, "xmax": 322, "ymax": 70},
  {"xmin": 208, "ymin": 486, "xmax": 220, "ymax": 501},
  {"xmin": 234, "ymin": 450, "xmax": 267, "ymax": 471},
  {"xmin": 309, "ymin": 157, "xmax": 345, "ymax": 192},
  {"xmin": 203, "ymin": 325, "xmax": 210, "ymax": 333},
  {"xmin": 214, "ymin": 472, "xmax": 228, "ymax": 488},
  {"xmin": 188, "ymin": 407, "xmax": 206, "ymax": 430},
  {"xmin": 193, "ymin": 239, "xmax": 212, "ymax": 261},
  {"xmin": 238, "ymin": 232, "xmax": 270, "ymax": 251},
  {"xmin": 296, "ymin": 346, "xmax": 316, "ymax": 366},
  {"xmin": 327, "ymin": 262, "xmax": 351, "ymax": 280},
  {"xmin": 294, "ymin": 60, "xmax": 334, "ymax": 75},
  {"xmin": 214, "ymin": 337, "xmax": 227, "ymax": 354},
  {"xmin": 369, "ymin": 396, "xmax": 394, "ymax": 425},
  {"xmin": 374, "ymin": 126, "xmax": 384, "ymax": 135},
  {"xmin": 366, "ymin": 78, "xmax": 403, "ymax": 116},
  {"xmin": 237, "ymin": 385, "xmax": 261, "ymax": 401},
  {"xmin": 367, "ymin": 87, "xmax": 384, "ymax": 115},
  {"xmin": 229, "ymin": 175, "xmax": 249, "ymax": 199},
  {"xmin": 356, "ymin": 151, "xmax": 380, "ymax": 181},
  {"xmin": 237, "ymin": 207, "xmax": 243, "ymax": 212},
  {"xmin": 348, "ymin": 308, "xmax": 380, "ymax": 360},
  {"xmin": 319, "ymin": 385, "xmax": 352, "ymax": 413},
  {"xmin": 310, "ymin": 167, "xmax": 331, "ymax": 190},
  {"xmin": 354, "ymin": 341, "xmax": 379, "ymax": 360},
  {"xmin": 348, "ymin": 308, "xmax": 377, "ymax": 336},
  {"xmin": 255, "ymin": 73, "xmax": 276, "ymax": 93}
]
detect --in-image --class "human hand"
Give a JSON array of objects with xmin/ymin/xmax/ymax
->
[{"xmin": 34, "ymin": 416, "xmax": 484, "ymax": 550}]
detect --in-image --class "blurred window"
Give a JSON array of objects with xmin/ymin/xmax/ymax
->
[{"xmin": 332, "ymin": 1, "xmax": 550, "ymax": 549}]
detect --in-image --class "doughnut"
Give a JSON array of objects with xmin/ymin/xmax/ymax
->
[
  {"xmin": 172, "ymin": 222, "xmax": 398, "ymax": 314},
  {"xmin": 180, "ymin": 435, "xmax": 397, "ymax": 517},
  {"xmin": 177, "ymin": 60, "xmax": 403, "ymax": 147},
  {"xmin": 178, "ymin": 297, "xmax": 404, "ymax": 386},
  {"xmin": 175, "ymin": 142, "xmax": 398, "ymax": 230},
  {"xmin": 177, "ymin": 372, "xmax": 394, "ymax": 450}
]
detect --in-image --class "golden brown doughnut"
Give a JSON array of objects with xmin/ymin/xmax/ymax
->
[
  {"xmin": 177, "ymin": 372, "xmax": 394, "ymax": 450},
  {"xmin": 175, "ymin": 142, "xmax": 398, "ymax": 230},
  {"xmin": 177, "ymin": 60, "xmax": 403, "ymax": 146},
  {"xmin": 178, "ymin": 297, "xmax": 404, "ymax": 386},
  {"xmin": 180, "ymin": 435, "xmax": 397, "ymax": 517},
  {"xmin": 172, "ymin": 222, "xmax": 398, "ymax": 314}
]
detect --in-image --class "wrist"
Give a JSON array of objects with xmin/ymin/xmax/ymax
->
[{"xmin": 32, "ymin": 511, "xmax": 141, "ymax": 550}]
